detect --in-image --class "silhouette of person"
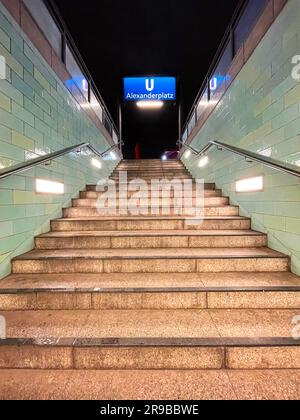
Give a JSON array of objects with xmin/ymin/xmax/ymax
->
[{"xmin": 135, "ymin": 144, "xmax": 140, "ymax": 160}]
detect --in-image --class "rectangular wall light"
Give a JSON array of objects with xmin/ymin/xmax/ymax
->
[
  {"xmin": 236, "ymin": 176, "xmax": 263, "ymax": 193},
  {"xmin": 36, "ymin": 179, "xmax": 64, "ymax": 195}
]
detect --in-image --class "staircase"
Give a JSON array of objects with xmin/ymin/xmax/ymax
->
[{"xmin": 0, "ymin": 159, "xmax": 300, "ymax": 400}]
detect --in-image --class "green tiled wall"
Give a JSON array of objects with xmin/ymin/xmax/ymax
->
[
  {"xmin": 0, "ymin": 4, "xmax": 120, "ymax": 279},
  {"xmin": 182, "ymin": 0, "xmax": 300, "ymax": 275}
]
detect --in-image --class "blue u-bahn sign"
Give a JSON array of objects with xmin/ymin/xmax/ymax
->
[{"xmin": 124, "ymin": 77, "xmax": 176, "ymax": 101}]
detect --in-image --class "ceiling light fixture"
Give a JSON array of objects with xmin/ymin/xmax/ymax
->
[{"xmin": 136, "ymin": 101, "xmax": 164, "ymax": 109}]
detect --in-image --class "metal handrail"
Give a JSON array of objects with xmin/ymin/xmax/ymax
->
[
  {"xmin": 0, "ymin": 142, "xmax": 121, "ymax": 180},
  {"xmin": 176, "ymin": 140, "xmax": 199, "ymax": 155},
  {"xmin": 182, "ymin": 140, "xmax": 300, "ymax": 179}
]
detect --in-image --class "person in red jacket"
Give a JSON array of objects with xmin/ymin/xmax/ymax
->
[{"xmin": 135, "ymin": 144, "xmax": 140, "ymax": 160}]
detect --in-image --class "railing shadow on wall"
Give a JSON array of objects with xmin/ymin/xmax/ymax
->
[
  {"xmin": 0, "ymin": 142, "xmax": 123, "ymax": 180},
  {"xmin": 178, "ymin": 139, "xmax": 300, "ymax": 179}
]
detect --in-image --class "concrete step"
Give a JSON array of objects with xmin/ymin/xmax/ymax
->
[
  {"xmin": 35, "ymin": 230, "xmax": 267, "ymax": 250},
  {"xmin": 117, "ymin": 162, "xmax": 184, "ymax": 167},
  {"xmin": 112, "ymin": 170, "xmax": 191, "ymax": 174},
  {"xmin": 3, "ymin": 156, "xmax": 299, "ymax": 394},
  {"xmin": 116, "ymin": 167, "xmax": 185, "ymax": 170},
  {"xmin": 12, "ymin": 248, "xmax": 289, "ymax": 274},
  {"xmin": 80, "ymin": 189, "xmax": 222, "ymax": 199},
  {"xmin": 62, "ymin": 205, "xmax": 240, "ymax": 218},
  {"xmin": 110, "ymin": 175, "xmax": 193, "ymax": 180},
  {"xmin": 51, "ymin": 216, "xmax": 252, "ymax": 232},
  {"xmin": 0, "ymin": 369, "xmax": 299, "ymax": 400},
  {"xmin": 117, "ymin": 163, "xmax": 183, "ymax": 166},
  {"xmin": 0, "ymin": 309, "xmax": 299, "ymax": 370},
  {"xmin": 112, "ymin": 170, "xmax": 190, "ymax": 176},
  {"xmin": 116, "ymin": 167, "xmax": 187, "ymax": 172},
  {"xmin": 115, "ymin": 171, "xmax": 189, "ymax": 176},
  {"xmin": 2, "ymin": 272, "xmax": 300, "ymax": 292},
  {"xmin": 3, "ymin": 289, "xmax": 300, "ymax": 311},
  {"xmin": 104, "ymin": 181, "xmax": 199, "ymax": 187},
  {"xmin": 1, "ymin": 271, "xmax": 300, "ymax": 310},
  {"xmin": 72, "ymin": 197, "xmax": 230, "ymax": 208},
  {"xmin": 116, "ymin": 170, "xmax": 188, "ymax": 174},
  {"xmin": 116, "ymin": 159, "xmax": 181, "ymax": 162},
  {"xmin": 118, "ymin": 160, "xmax": 183, "ymax": 163},
  {"xmin": 116, "ymin": 167, "xmax": 186, "ymax": 170},
  {"xmin": 112, "ymin": 176, "xmax": 193, "ymax": 181},
  {"xmin": 117, "ymin": 166, "xmax": 186, "ymax": 169}
]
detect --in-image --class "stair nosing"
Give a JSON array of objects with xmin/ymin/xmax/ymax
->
[
  {"xmin": 37, "ymin": 230, "xmax": 266, "ymax": 239},
  {"xmin": 1, "ymin": 286, "xmax": 300, "ymax": 294},
  {"xmin": 1, "ymin": 337, "xmax": 299, "ymax": 348},
  {"xmin": 52, "ymin": 216, "xmax": 250, "ymax": 222},
  {"xmin": 13, "ymin": 253, "xmax": 288, "ymax": 262},
  {"xmin": 65, "ymin": 205, "xmax": 239, "ymax": 210}
]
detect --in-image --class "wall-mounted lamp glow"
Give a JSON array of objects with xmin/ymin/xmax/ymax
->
[
  {"xmin": 198, "ymin": 156, "xmax": 209, "ymax": 168},
  {"xmin": 136, "ymin": 101, "xmax": 164, "ymax": 109},
  {"xmin": 35, "ymin": 179, "xmax": 64, "ymax": 195},
  {"xmin": 184, "ymin": 150, "xmax": 191, "ymax": 159},
  {"xmin": 0, "ymin": 55, "xmax": 6, "ymax": 80},
  {"xmin": 91, "ymin": 158, "xmax": 102, "ymax": 169},
  {"xmin": 236, "ymin": 176, "xmax": 263, "ymax": 193},
  {"xmin": 110, "ymin": 151, "xmax": 117, "ymax": 161}
]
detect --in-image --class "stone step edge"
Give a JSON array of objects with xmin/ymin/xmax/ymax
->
[
  {"xmin": 52, "ymin": 215, "xmax": 249, "ymax": 221},
  {"xmin": 65, "ymin": 206, "xmax": 238, "ymax": 210},
  {"xmin": 37, "ymin": 231, "xmax": 265, "ymax": 238},
  {"xmin": 1, "ymin": 337, "xmax": 299, "ymax": 348},
  {"xmin": 86, "ymin": 183, "xmax": 216, "ymax": 187},
  {"xmin": 12, "ymin": 253, "xmax": 288, "ymax": 262},
  {"xmin": 73, "ymin": 198, "xmax": 229, "ymax": 203},
  {"xmin": 80, "ymin": 192, "xmax": 223, "ymax": 197},
  {"xmin": 1, "ymin": 286, "xmax": 300, "ymax": 294}
]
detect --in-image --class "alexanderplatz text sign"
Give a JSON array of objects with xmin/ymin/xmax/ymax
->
[{"xmin": 123, "ymin": 77, "xmax": 176, "ymax": 101}]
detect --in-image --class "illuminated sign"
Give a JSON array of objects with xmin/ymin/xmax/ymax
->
[{"xmin": 124, "ymin": 77, "xmax": 176, "ymax": 101}]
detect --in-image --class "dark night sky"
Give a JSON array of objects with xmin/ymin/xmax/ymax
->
[{"xmin": 53, "ymin": 0, "xmax": 241, "ymax": 158}]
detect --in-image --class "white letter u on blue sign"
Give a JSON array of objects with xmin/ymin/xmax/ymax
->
[{"xmin": 145, "ymin": 79, "xmax": 154, "ymax": 92}]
